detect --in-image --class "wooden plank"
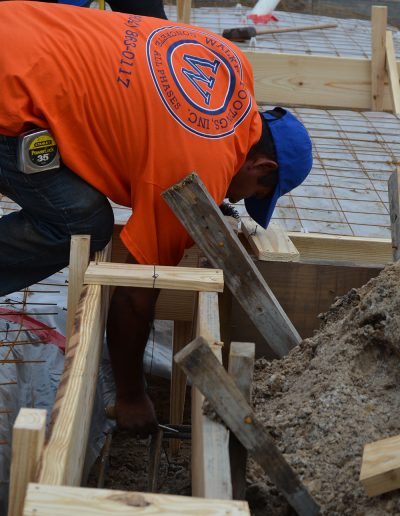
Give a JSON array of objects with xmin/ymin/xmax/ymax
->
[
  {"xmin": 371, "ymin": 6, "xmax": 387, "ymax": 111},
  {"xmin": 175, "ymin": 337, "xmax": 320, "ymax": 516},
  {"xmin": 113, "ymin": 221, "xmax": 392, "ymax": 269},
  {"xmin": 191, "ymin": 291, "xmax": 232, "ymax": 499},
  {"xmin": 228, "ymin": 342, "xmax": 255, "ymax": 500},
  {"xmin": 162, "ymin": 173, "xmax": 301, "ymax": 358},
  {"xmin": 360, "ymin": 434, "xmax": 400, "ymax": 496},
  {"xmin": 241, "ymin": 219, "xmax": 300, "ymax": 262},
  {"xmin": 388, "ymin": 168, "xmax": 400, "ymax": 261},
  {"xmin": 386, "ymin": 30, "xmax": 400, "ymax": 115},
  {"xmin": 287, "ymin": 232, "xmax": 392, "ymax": 265},
  {"xmin": 8, "ymin": 408, "xmax": 47, "ymax": 516},
  {"xmin": 169, "ymin": 320, "xmax": 192, "ymax": 456},
  {"xmin": 24, "ymin": 483, "xmax": 250, "ymax": 515},
  {"xmin": 245, "ymin": 51, "xmax": 394, "ymax": 109},
  {"xmin": 36, "ymin": 247, "xmax": 110, "ymax": 486},
  {"xmin": 66, "ymin": 235, "xmax": 90, "ymax": 349},
  {"xmin": 84, "ymin": 262, "xmax": 223, "ymax": 292}
]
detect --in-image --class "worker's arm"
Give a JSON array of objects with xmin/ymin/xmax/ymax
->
[{"xmin": 107, "ymin": 254, "xmax": 160, "ymax": 436}]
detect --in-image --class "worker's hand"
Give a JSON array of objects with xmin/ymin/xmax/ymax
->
[{"xmin": 115, "ymin": 393, "xmax": 158, "ymax": 438}]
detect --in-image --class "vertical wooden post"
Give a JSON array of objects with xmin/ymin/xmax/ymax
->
[
  {"xmin": 8, "ymin": 408, "xmax": 47, "ymax": 516},
  {"xmin": 37, "ymin": 245, "xmax": 110, "ymax": 487},
  {"xmin": 388, "ymin": 167, "xmax": 400, "ymax": 261},
  {"xmin": 169, "ymin": 320, "xmax": 192, "ymax": 456},
  {"xmin": 371, "ymin": 6, "xmax": 387, "ymax": 111},
  {"xmin": 228, "ymin": 342, "xmax": 255, "ymax": 500},
  {"xmin": 191, "ymin": 291, "xmax": 232, "ymax": 499},
  {"xmin": 66, "ymin": 235, "xmax": 90, "ymax": 348},
  {"xmin": 385, "ymin": 30, "xmax": 400, "ymax": 115},
  {"xmin": 177, "ymin": 0, "xmax": 191, "ymax": 23}
]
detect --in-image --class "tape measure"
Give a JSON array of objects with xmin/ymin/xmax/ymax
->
[{"xmin": 17, "ymin": 129, "xmax": 60, "ymax": 174}]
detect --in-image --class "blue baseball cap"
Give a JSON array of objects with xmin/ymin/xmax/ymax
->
[
  {"xmin": 245, "ymin": 107, "xmax": 313, "ymax": 228},
  {"xmin": 58, "ymin": 0, "xmax": 89, "ymax": 6}
]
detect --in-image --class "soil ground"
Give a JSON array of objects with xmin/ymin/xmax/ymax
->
[{"xmin": 90, "ymin": 263, "xmax": 400, "ymax": 515}]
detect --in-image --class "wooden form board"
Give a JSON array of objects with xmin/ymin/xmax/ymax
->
[
  {"xmin": 231, "ymin": 259, "xmax": 383, "ymax": 356},
  {"xmin": 84, "ymin": 262, "xmax": 223, "ymax": 292},
  {"xmin": 191, "ymin": 291, "xmax": 232, "ymax": 499},
  {"xmin": 24, "ymin": 483, "xmax": 249, "ymax": 515},
  {"xmin": 360, "ymin": 434, "xmax": 400, "ymax": 496},
  {"xmin": 36, "ymin": 247, "xmax": 110, "ymax": 486},
  {"xmin": 245, "ymin": 50, "xmax": 395, "ymax": 110},
  {"xmin": 8, "ymin": 408, "xmax": 47, "ymax": 516},
  {"xmin": 287, "ymin": 232, "xmax": 392, "ymax": 265}
]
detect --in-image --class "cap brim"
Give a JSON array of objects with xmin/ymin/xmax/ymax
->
[{"xmin": 244, "ymin": 184, "xmax": 280, "ymax": 229}]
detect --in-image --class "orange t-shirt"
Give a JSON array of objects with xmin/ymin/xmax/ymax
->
[{"xmin": 0, "ymin": 1, "xmax": 262, "ymax": 265}]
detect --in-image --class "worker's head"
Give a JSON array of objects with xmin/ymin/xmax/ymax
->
[{"xmin": 227, "ymin": 107, "xmax": 312, "ymax": 228}]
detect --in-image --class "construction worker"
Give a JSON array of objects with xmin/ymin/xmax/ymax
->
[{"xmin": 0, "ymin": 2, "xmax": 312, "ymax": 436}]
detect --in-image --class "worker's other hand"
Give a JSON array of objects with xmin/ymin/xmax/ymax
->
[{"xmin": 115, "ymin": 393, "xmax": 158, "ymax": 437}]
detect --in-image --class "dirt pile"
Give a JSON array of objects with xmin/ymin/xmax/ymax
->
[{"xmin": 247, "ymin": 262, "xmax": 400, "ymax": 515}]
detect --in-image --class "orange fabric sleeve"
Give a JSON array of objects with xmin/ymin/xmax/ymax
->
[{"xmin": 120, "ymin": 181, "xmax": 194, "ymax": 266}]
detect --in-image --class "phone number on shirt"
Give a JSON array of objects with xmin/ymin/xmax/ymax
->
[{"xmin": 117, "ymin": 15, "xmax": 142, "ymax": 88}]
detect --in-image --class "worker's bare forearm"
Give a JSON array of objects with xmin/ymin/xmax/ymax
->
[{"xmin": 107, "ymin": 285, "xmax": 160, "ymax": 400}]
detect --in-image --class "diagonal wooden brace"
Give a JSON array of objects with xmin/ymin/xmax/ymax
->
[
  {"xmin": 175, "ymin": 336, "xmax": 320, "ymax": 516},
  {"xmin": 162, "ymin": 173, "xmax": 301, "ymax": 357}
]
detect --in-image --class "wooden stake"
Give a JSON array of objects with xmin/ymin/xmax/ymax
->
[
  {"xmin": 385, "ymin": 30, "xmax": 400, "ymax": 114},
  {"xmin": 228, "ymin": 342, "xmax": 255, "ymax": 500},
  {"xmin": 8, "ymin": 408, "xmax": 47, "ymax": 516},
  {"xmin": 175, "ymin": 336, "xmax": 320, "ymax": 516},
  {"xmin": 162, "ymin": 173, "xmax": 301, "ymax": 358},
  {"xmin": 191, "ymin": 292, "xmax": 232, "ymax": 499},
  {"xmin": 371, "ymin": 6, "xmax": 387, "ymax": 111},
  {"xmin": 66, "ymin": 235, "xmax": 90, "ymax": 349},
  {"xmin": 388, "ymin": 167, "xmax": 400, "ymax": 261}
]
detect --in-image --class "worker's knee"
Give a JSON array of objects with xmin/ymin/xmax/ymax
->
[{"xmin": 69, "ymin": 194, "xmax": 114, "ymax": 252}]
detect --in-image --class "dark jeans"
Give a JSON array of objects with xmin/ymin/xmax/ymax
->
[{"xmin": 0, "ymin": 135, "xmax": 114, "ymax": 296}]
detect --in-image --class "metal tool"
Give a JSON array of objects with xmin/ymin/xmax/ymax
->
[
  {"xmin": 17, "ymin": 128, "xmax": 60, "ymax": 174},
  {"xmin": 222, "ymin": 22, "xmax": 337, "ymax": 42}
]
